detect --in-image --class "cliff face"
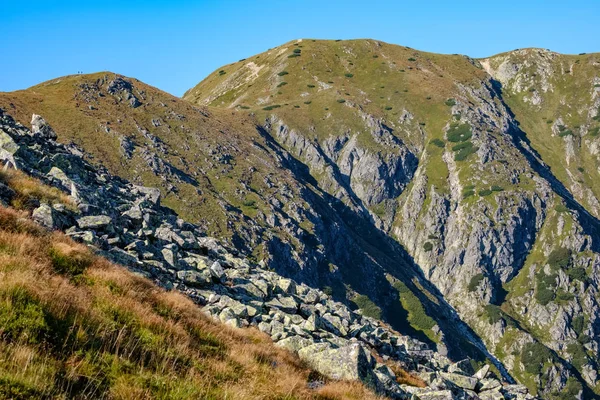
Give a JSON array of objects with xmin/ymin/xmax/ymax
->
[{"xmin": 2, "ymin": 40, "xmax": 599, "ymax": 398}]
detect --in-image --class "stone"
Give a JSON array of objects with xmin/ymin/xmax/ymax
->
[
  {"xmin": 0, "ymin": 129, "xmax": 20, "ymax": 154},
  {"xmin": 478, "ymin": 378, "xmax": 502, "ymax": 392},
  {"xmin": 176, "ymin": 270, "xmax": 211, "ymax": 287},
  {"xmin": 31, "ymin": 114, "xmax": 57, "ymax": 140},
  {"xmin": 32, "ymin": 204, "xmax": 54, "ymax": 229},
  {"xmin": 439, "ymin": 372, "xmax": 478, "ymax": 390},
  {"xmin": 77, "ymin": 215, "xmax": 112, "ymax": 229},
  {"xmin": 298, "ymin": 343, "xmax": 378, "ymax": 387},
  {"xmin": 474, "ymin": 364, "xmax": 491, "ymax": 380},
  {"xmin": 412, "ymin": 389, "xmax": 453, "ymax": 399},
  {"xmin": 276, "ymin": 336, "xmax": 313, "ymax": 353},
  {"xmin": 479, "ymin": 389, "xmax": 505, "ymax": 400},
  {"xmin": 209, "ymin": 261, "xmax": 225, "ymax": 281},
  {"xmin": 161, "ymin": 247, "xmax": 178, "ymax": 268},
  {"xmin": 276, "ymin": 278, "xmax": 296, "ymax": 294}
]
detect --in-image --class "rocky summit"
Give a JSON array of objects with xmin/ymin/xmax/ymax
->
[{"xmin": 0, "ymin": 39, "xmax": 599, "ymax": 399}]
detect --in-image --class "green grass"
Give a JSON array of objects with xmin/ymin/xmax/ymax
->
[
  {"xmin": 351, "ymin": 294, "xmax": 382, "ymax": 319},
  {"xmin": 468, "ymin": 273, "xmax": 484, "ymax": 292}
]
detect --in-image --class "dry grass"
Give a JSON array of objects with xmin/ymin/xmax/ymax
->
[
  {"xmin": 0, "ymin": 202, "xmax": 381, "ymax": 399},
  {"xmin": 0, "ymin": 168, "xmax": 75, "ymax": 211}
]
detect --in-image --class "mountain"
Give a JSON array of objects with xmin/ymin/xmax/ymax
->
[
  {"xmin": 184, "ymin": 39, "xmax": 600, "ymax": 398},
  {"xmin": 1, "ymin": 38, "xmax": 599, "ymax": 398},
  {"xmin": 0, "ymin": 97, "xmax": 519, "ymax": 399}
]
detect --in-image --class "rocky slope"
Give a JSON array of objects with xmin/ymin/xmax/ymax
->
[{"xmin": 0, "ymin": 108, "xmax": 534, "ymax": 399}]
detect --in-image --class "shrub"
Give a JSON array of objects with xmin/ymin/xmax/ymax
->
[
  {"xmin": 445, "ymin": 98, "xmax": 456, "ymax": 106},
  {"xmin": 491, "ymin": 185, "xmax": 504, "ymax": 192},
  {"xmin": 567, "ymin": 267, "xmax": 587, "ymax": 281},
  {"xmin": 323, "ymin": 286, "xmax": 333, "ymax": 296},
  {"xmin": 446, "ymin": 123, "xmax": 472, "ymax": 142},
  {"xmin": 307, "ymin": 84, "xmax": 316, "ymax": 88},
  {"xmin": 287, "ymin": 54, "xmax": 300, "ymax": 58},
  {"xmin": 577, "ymin": 167, "xmax": 584, "ymax": 172},
  {"xmin": 521, "ymin": 342, "xmax": 554, "ymax": 374},
  {"xmin": 555, "ymin": 204, "xmax": 569, "ymax": 213},
  {"xmin": 547, "ymin": 247, "xmax": 572, "ymax": 270},
  {"xmin": 352, "ymin": 295, "xmax": 382, "ymax": 320},
  {"xmin": 262, "ymin": 105, "xmax": 281, "ymax": 111},
  {"xmin": 372, "ymin": 55, "xmax": 379, "ymax": 58},
  {"xmin": 484, "ymin": 304, "xmax": 502, "ymax": 324},
  {"xmin": 555, "ymin": 290, "xmax": 575, "ymax": 303},
  {"xmin": 535, "ymin": 272, "xmax": 557, "ymax": 305},
  {"xmin": 293, "ymin": 49, "xmax": 301, "ymax": 54},
  {"xmin": 393, "ymin": 281, "xmax": 436, "ymax": 332},
  {"xmin": 423, "ymin": 242, "xmax": 433, "ymax": 252},
  {"xmin": 479, "ymin": 189, "xmax": 492, "ymax": 196},
  {"xmin": 430, "ymin": 139, "xmax": 445, "ymax": 148},
  {"xmin": 303, "ymin": 101, "xmax": 311, "ymax": 105},
  {"xmin": 276, "ymin": 82, "xmax": 287, "ymax": 88},
  {"xmin": 468, "ymin": 273, "xmax": 484, "ymax": 292},
  {"xmin": 462, "ymin": 190, "xmax": 475, "ymax": 199},
  {"xmin": 572, "ymin": 315, "xmax": 585, "ymax": 336},
  {"xmin": 589, "ymin": 127, "xmax": 600, "ymax": 136},
  {"xmin": 337, "ymin": 99, "xmax": 346, "ymax": 103},
  {"xmin": 345, "ymin": 73, "xmax": 354, "ymax": 78},
  {"xmin": 595, "ymin": 84, "xmax": 600, "ymax": 88},
  {"xmin": 455, "ymin": 145, "xmax": 478, "ymax": 161},
  {"xmin": 242, "ymin": 199, "xmax": 257, "ymax": 208},
  {"xmin": 385, "ymin": 106, "xmax": 393, "ymax": 111},
  {"xmin": 559, "ymin": 129, "xmax": 573, "ymax": 137},
  {"xmin": 218, "ymin": 70, "xmax": 226, "ymax": 76},
  {"xmin": 277, "ymin": 71, "xmax": 289, "ymax": 76},
  {"xmin": 452, "ymin": 142, "xmax": 473, "ymax": 151},
  {"xmin": 408, "ymin": 57, "xmax": 416, "ymax": 61},
  {"xmin": 238, "ymin": 105, "xmax": 250, "ymax": 109},
  {"xmin": 552, "ymin": 376, "xmax": 583, "ymax": 400}
]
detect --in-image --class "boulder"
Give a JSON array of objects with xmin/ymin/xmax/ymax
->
[
  {"xmin": 32, "ymin": 204, "xmax": 55, "ymax": 229},
  {"xmin": 77, "ymin": 215, "xmax": 112, "ymax": 229},
  {"xmin": 276, "ymin": 336, "xmax": 313, "ymax": 353},
  {"xmin": 176, "ymin": 270, "xmax": 211, "ymax": 287},
  {"xmin": 209, "ymin": 261, "xmax": 225, "ymax": 281},
  {"xmin": 298, "ymin": 343, "xmax": 378, "ymax": 387},
  {"xmin": 474, "ymin": 364, "xmax": 491, "ymax": 380},
  {"xmin": 31, "ymin": 114, "xmax": 57, "ymax": 140},
  {"xmin": 439, "ymin": 372, "xmax": 478, "ymax": 390}
]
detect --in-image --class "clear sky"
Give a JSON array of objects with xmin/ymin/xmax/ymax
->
[{"xmin": 1, "ymin": 0, "xmax": 598, "ymax": 96}]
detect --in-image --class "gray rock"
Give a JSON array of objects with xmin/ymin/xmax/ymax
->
[
  {"xmin": 31, "ymin": 114, "xmax": 57, "ymax": 140},
  {"xmin": 77, "ymin": 215, "xmax": 112, "ymax": 229},
  {"xmin": 32, "ymin": 204, "xmax": 55, "ymax": 229},
  {"xmin": 298, "ymin": 343, "xmax": 378, "ymax": 385},
  {"xmin": 177, "ymin": 270, "xmax": 211, "ymax": 287}
]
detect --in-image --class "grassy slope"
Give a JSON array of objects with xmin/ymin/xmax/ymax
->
[
  {"xmin": 0, "ymin": 73, "xmax": 309, "ymax": 244},
  {"xmin": 0, "ymin": 169, "xmax": 380, "ymax": 400}
]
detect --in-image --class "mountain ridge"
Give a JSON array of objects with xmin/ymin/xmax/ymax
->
[{"xmin": 1, "ymin": 39, "xmax": 600, "ymax": 398}]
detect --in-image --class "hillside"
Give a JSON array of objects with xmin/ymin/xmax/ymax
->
[
  {"xmin": 0, "ymin": 169, "xmax": 378, "ymax": 399},
  {"xmin": 184, "ymin": 39, "xmax": 600, "ymax": 398},
  {"xmin": 0, "ymin": 107, "xmax": 532, "ymax": 399}
]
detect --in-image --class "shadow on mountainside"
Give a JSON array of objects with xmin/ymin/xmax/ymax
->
[
  {"xmin": 255, "ymin": 125, "xmax": 515, "ymax": 381},
  {"xmin": 489, "ymin": 78, "xmax": 600, "ymax": 253}
]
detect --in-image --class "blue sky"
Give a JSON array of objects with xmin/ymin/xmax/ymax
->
[{"xmin": 1, "ymin": 0, "xmax": 598, "ymax": 96}]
